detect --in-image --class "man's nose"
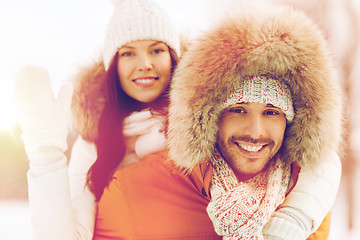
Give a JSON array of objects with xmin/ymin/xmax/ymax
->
[{"xmin": 243, "ymin": 114, "xmax": 264, "ymax": 139}]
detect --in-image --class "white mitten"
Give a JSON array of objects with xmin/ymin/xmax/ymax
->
[{"xmin": 14, "ymin": 65, "xmax": 73, "ymax": 161}]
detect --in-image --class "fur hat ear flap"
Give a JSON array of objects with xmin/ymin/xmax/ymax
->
[{"xmin": 71, "ymin": 59, "xmax": 106, "ymax": 142}]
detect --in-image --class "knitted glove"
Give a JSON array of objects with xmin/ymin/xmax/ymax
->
[{"xmin": 14, "ymin": 65, "xmax": 73, "ymax": 163}]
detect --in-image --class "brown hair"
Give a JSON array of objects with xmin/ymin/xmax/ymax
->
[{"xmin": 87, "ymin": 47, "xmax": 178, "ymax": 200}]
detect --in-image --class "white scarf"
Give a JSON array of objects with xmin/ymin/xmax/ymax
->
[{"xmin": 207, "ymin": 150, "xmax": 291, "ymax": 240}]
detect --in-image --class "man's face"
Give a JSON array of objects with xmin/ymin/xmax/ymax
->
[{"xmin": 217, "ymin": 102, "xmax": 287, "ymax": 181}]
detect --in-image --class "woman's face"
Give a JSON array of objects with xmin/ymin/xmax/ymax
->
[{"xmin": 117, "ymin": 40, "xmax": 172, "ymax": 103}]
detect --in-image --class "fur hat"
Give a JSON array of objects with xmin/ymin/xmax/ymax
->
[
  {"xmin": 103, "ymin": 0, "xmax": 181, "ymax": 70},
  {"xmin": 168, "ymin": 5, "xmax": 343, "ymax": 171}
]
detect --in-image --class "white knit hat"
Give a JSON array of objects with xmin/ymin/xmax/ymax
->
[
  {"xmin": 103, "ymin": 0, "xmax": 181, "ymax": 70},
  {"xmin": 223, "ymin": 76, "xmax": 295, "ymax": 122}
]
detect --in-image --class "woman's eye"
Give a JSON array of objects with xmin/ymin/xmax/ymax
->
[
  {"xmin": 152, "ymin": 49, "xmax": 165, "ymax": 54},
  {"xmin": 120, "ymin": 52, "xmax": 133, "ymax": 57}
]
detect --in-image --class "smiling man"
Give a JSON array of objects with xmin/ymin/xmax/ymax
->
[
  {"xmin": 166, "ymin": 4, "xmax": 342, "ymax": 239},
  {"xmin": 204, "ymin": 76, "xmax": 296, "ymax": 239},
  {"xmin": 95, "ymin": 5, "xmax": 343, "ymax": 240},
  {"xmin": 216, "ymin": 76, "xmax": 293, "ymax": 183}
]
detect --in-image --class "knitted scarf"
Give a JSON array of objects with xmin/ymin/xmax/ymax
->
[
  {"xmin": 207, "ymin": 150, "xmax": 291, "ymax": 240},
  {"xmin": 123, "ymin": 110, "xmax": 167, "ymax": 158}
]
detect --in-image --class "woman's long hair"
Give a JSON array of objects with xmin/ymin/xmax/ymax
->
[{"xmin": 87, "ymin": 49, "xmax": 178, "ymax": 201}]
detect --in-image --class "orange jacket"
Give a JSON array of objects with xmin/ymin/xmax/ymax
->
[{"xmin": 94, "ymin": 151, "xmax": 330, "ymax": 239}]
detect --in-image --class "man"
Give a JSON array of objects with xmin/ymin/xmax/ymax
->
[{"xmin": 94, "ymin": 5, "xmax": 342, "ymax": 240}]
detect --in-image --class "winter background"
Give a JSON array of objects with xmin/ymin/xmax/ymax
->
[{"xmin": 1, "ymin": 0, "xmax": 360, "ymax": 239}]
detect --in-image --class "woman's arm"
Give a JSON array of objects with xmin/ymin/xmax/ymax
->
[
  {"xmin": 263, "ymin": 151, "xmax": 342, "ymax": 239},
  {"xmin": 14, "ymin": 66, "xmax": 96, "ymax": 240}
]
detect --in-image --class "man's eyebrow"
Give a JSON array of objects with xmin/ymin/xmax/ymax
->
[
  {"xmin": 236, "ymin": 102, "xmax": 280, "ymax": 109},
  {"xmin": 265, "ymin": 103, "xmax": 280, "ymax": 108}
]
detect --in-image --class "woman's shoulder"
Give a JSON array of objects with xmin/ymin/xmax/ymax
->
[{"xmin": 110, "ymin": 151, "xmax": 174, "ymax": 181}]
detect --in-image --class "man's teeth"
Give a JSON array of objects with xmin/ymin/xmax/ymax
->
[
  {"xmin": 239, "ymin": 144, "xmax": 263, "ymax": 152},
  {"xmin": 134, "ymin": 78, "xmax": 155, "ymax": 83}
]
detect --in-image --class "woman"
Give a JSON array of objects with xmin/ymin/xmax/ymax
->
[{"xmin": 14, "ymin": 0, "xmax": 180, "ymax": 239}]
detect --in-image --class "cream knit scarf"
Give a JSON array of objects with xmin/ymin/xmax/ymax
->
[
  {"xmin": 123, "ymin": 110, "xmax": 167, "ymax": 158},
  {"xmin": 207, "ymin": 150, "xmax": 291, "ymax": 240}
]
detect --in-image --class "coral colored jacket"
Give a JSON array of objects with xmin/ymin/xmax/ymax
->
[
  {"xmin": 94, "ymin": 151, "xmax": 221, "ymax": 240},
  {"xmin": 94, "ymin": 151, "xmax": 330, "ymax": 240}
]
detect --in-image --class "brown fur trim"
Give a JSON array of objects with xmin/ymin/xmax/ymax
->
[
  {"xmin": 168, "ymin": 6, "xmax": 343, "ymax": 171},
  {"xmin": 71, "ymin": 58, "xmax": 106, "ymax": 142}
]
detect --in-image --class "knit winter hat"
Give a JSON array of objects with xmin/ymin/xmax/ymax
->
[
  {"xmin": 103, "ymin": 0, "xmax": 181, "ymax": 70},
  {"xmin": 223, "ymin": 76, "xmax": 295, "ymax": 122}
]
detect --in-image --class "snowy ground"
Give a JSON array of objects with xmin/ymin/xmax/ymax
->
[
  {"xmin": 328, "ymin": 174, "xmax": 360, "ymax": 240},
  {"xmin": 1, "ymin": 177, "xmax": 359, "ymax": 240},
  {"xmin": 0, "ymin": 200, "xmax": 32, "ymax": 240}
]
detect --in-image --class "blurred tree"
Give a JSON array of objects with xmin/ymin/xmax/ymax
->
[{"xmin": 0, "ymin": 123, "xmax": 28, "ymax": 199}]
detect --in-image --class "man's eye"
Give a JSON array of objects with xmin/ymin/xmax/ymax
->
[
  {"xmin": 264, "ymin": 110, "xmax": 279, "ymax": 115},
  {"xmin": 229, "ymin": 108, "xmax": 245, "ymax": 113}
]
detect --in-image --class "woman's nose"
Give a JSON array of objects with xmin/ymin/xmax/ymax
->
[{"xmin": 138, "ymin": 54, "xmax": 153, "ymax": 71}]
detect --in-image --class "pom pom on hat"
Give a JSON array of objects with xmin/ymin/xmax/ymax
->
[
  {"xmin": 223, "ymin": 76, "xmax": 295, "ymax": 123},
  {"xmin": 103, "ymin": 0, "xmax": 180, "ymax": 70}
]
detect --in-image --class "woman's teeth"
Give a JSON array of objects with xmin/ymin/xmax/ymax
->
[{"xmin": 134, "ymin": 78, "xmax": 156, "ymax": 83}]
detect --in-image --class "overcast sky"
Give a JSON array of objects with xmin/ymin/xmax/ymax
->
[
  {"xmin": 1, "ymin": 0, "xmax": 358, "ymax": 129},
  {"xmin": 0, "ymin": 0, "xmax": 234, "ymax": 86},
  {"xmin": 0, "ymin": 0, "xmax": 239, "ymax": 129}
]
